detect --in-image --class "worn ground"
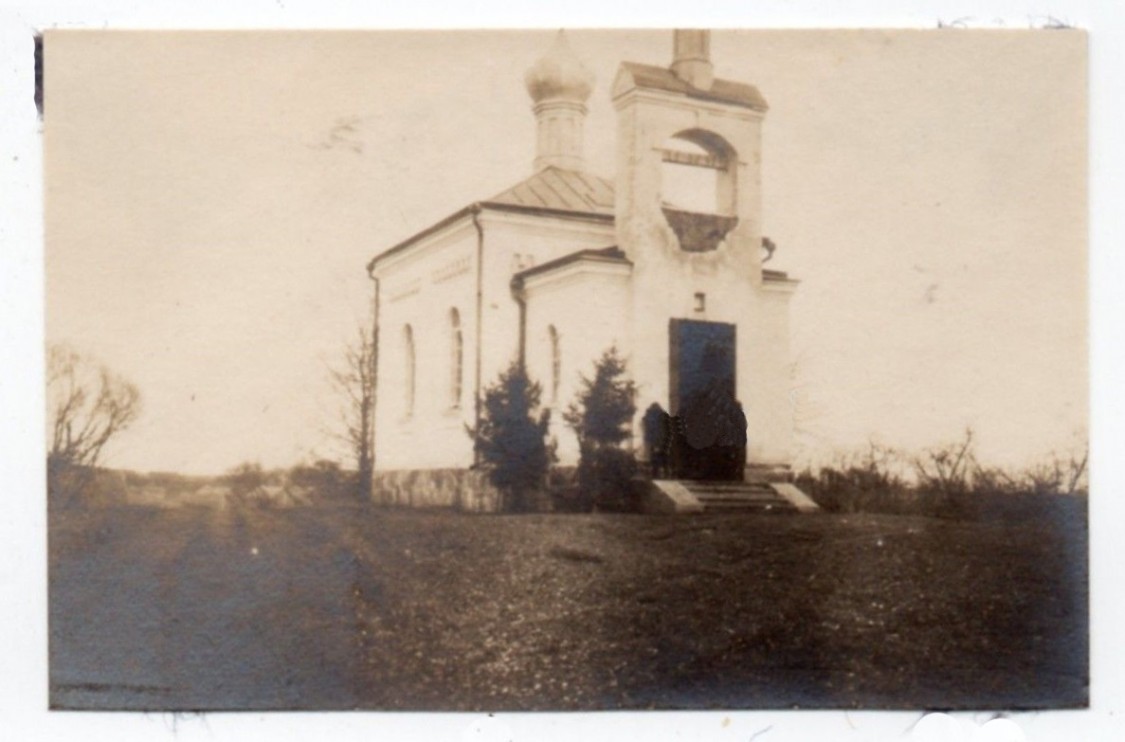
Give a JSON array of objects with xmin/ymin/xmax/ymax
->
[{"xmin": 49, "ymin": 501, "xmax": 1087, "ymax": 711}]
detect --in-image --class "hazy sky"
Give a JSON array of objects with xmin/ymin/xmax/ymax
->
[{"xmin": 45, "ymin": 29, "xmax": 1086, "ymax": 475}]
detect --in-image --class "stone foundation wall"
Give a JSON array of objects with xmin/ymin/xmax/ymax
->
[
  {"xmin": 373, "ymin": 467, "xmax": 579, "ymax": 513},
  {"xmin": 372, "ymin": 468, "xmax": 500, "ymax": 512}
]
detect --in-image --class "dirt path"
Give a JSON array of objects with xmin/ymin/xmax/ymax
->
[{"xmin": 50, "ymin": 506, "xmax": 366, "ymax": 710}]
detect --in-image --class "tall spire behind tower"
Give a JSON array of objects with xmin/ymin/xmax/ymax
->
[
  {"xmin": 524, "ymin": 31, "xmax": 594, "ymax": 172},
  {"xmin": 671, "ymin": 29, "xmax": 714, "ymax": 90}
]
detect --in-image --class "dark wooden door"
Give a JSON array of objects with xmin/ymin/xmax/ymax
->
[
  {"xmin": 669, "ymin": 319, "xmax": 736, "ymax": 415},
  {"xmin": 668, "ymin": 319, "xmax": 745, "ymax": 480}
]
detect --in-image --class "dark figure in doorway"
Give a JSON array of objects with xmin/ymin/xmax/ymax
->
[
  {"xmin": 679, "ymin": 388, "xmax": 747, "ymax": 480},
  {"xmin": 642, "ymin": 403, "xmax": 673, "ymax": 479},
  {"xmin": 668, "ymin": 414, "xmax": 689, "ymax": 479}
]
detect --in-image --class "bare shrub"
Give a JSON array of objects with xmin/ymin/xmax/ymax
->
[
  {"xmin": 913, "ymin": 428, "xmax": 975, "ymax": 495},
  {"xmin": 798, "ymin": 440, "xmax": 910, "ymax": 514},
  {"xmin": 224, "ymin": 462, "xmax": 277, "ymax": 510},
  {"xmin": 803, "ymin": 428, "xmax": 1089, "ymax": 521},
  {"xmin": 969, "ymin": 462, "xmax": 1023, "ymax": 497},
  {"xmin": 911, "ymin": 428, "xmax": 979, "ymax": 518},
  {"xmin": 289, "ymin": 459, "xmax": 358, "ymax": 504},
  {"xmin": 1017, "ymin": 446, "xmax": 1089, "ymax": 497}
]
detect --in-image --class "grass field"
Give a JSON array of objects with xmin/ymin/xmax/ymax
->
[{"xmin": 49, "ymin": 500, "xmax": 1087, "ymax": 711}]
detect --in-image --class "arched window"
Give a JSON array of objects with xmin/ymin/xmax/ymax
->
[
  {"xmin": 548, "ymin": 325, "xmax": 561, "ymax": 404},
  {"xmin": 403, "ymin": 324, "xmax": 415, "ymax": 417},
  {"xmin": 449, "ymin": 308, "xmax": 463, "ymax": 408}
]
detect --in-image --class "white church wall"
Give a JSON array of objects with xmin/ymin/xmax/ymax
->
[
  {"xmin": 373, "ymin": 217, "xmax": 479, "ymax": 473},
  {"xmin": 522, "ymin": 265, "xmax": 632, "ymax": 465},
  {"xmin": 620, "ymin": 269, "xmax": 797, "ymax": 470},
  {"xmin": 623, "ymin": 266, "xmax": 798, "ymax": 470},
  {"xmin": 373, "ymin": 209, "xmax": 615, "ymax": 475},
  {"xmin": 474, "ymin": 210, "xmax": 616, "ymax": 407},
  {"xmin": 742, "ymin": 283, "xmax": 798, "ymax": 466}
]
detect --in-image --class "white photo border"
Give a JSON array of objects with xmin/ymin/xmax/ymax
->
[{"xmin": 2, "ymin": 1, "xmax": 1120, "ymax": 740}]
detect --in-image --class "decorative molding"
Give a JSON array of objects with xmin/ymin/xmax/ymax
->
[
  {"xmin": 523, "ymin": 261, "xmax": 631, "ymax": 295},
  {"xmin": 612, "ymin": 87, "xmax": 764, "ymax": 123},
  {"xmin": 388, "ymin": 278, "xmax": 422, "ymax": 303},
  {"xmin": 432, "ymin": 255, "xmax": 472, "ymax": 284},
  {"xmin": 661, "ymin": 148, "xmax": 724, "ymax": 169}
]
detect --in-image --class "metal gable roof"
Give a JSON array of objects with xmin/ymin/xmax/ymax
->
[
  {"xmin": 485, "ymin": 166, "xmax": 615, "ymax": 217},
  {"xmin": 368, "ymin": 167, "xmax": 617, "ymax": 271}
]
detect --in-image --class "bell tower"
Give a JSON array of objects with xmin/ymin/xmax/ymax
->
[
  {"xmin": 612, "ymin": 30, "xmax": 797, "ymax": 471},
  {"xmin": 612, "ymin": 29, "xmax": 768, "ymax": 274}
]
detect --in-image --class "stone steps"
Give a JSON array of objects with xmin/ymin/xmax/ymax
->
[{"xmin": 680, "ymin": 480, "xmax": 798, "ymax": 513}]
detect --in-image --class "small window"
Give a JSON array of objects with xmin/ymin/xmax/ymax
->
[
  {"xmin": 403, "ymin": 324, "xmax": 415, "ymax": 417},
  {"xmin": 694, "ymin": 292, "xmax": 706, "ymax": 312},
  {"xmin": 450, "ymin": 308, "xmax": 463, "ymax": 408},
  {"xmin": 548, "ymin": 325, "xmax": 561, "ymax": 404}
]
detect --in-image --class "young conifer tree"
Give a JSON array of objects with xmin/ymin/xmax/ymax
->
[
  {"xmin": 564, "ymin": 346, "xmax": 637, "ymax": 511},
  {"xmin": 471, "ymin": 361, "xmax": 554, "ymax": 512}
]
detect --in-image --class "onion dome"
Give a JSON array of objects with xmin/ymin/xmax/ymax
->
[{"xmin": 524, "ymin": 30, "xmax": 595, "ymax": 105}]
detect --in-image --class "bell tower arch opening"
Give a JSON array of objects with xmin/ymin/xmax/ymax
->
[
  {"xmin": 659, "ymin": 129, "xmax": 739, "ymax": 252},
  {"xmin": 660, "ymin": 129, "xmax": 736, "ymax": 216}
]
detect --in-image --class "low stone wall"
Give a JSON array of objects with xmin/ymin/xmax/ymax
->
[
  {"xmin": 373, "ymin": 467, "xmax": 578, "ymax": 513},
  {"xmin": 372, "ymin": 468, "xmax": 501, "ymax": 512}
]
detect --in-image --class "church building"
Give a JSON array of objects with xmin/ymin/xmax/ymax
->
[{"xmin": 367, "ymin": 30, "xmax": 804, "ymax": 512}]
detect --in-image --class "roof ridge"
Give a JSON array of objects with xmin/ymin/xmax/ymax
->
[
  {"xmin": 372, "ymin": 168, "xmax": 617, "ymax": 270},
  {"xmin": 615, "ymin": 61, "xmax": 768, "ymax": 111},
  {"xmin": 511, "ymin": 244, "xmax": 632, "ymax": 285}
]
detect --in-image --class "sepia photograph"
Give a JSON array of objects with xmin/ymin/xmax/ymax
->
[{"xmin": 42, "ymin": 27, "xmax": 1088, "ymax": 713}]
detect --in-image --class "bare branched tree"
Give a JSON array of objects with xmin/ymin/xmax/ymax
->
[
  {"xmin": 327, "ymin": 324, "xmax": 376, "ymax": 501},
  {"xmin": 48, "ymin": 344, "xmax": 141, "ymax": 468},
  {"xmin": 47, "ymin": 344, "xmax": 142, "ymax": 505}
]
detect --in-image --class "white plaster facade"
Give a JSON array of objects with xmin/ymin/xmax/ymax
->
[
  {"xmin": 371, "ymin": 207, "xmax": 614, "ymax": 473},
  {"xmin": 367, "ymin": 31, "xmax": 799, "ymax": 505}
]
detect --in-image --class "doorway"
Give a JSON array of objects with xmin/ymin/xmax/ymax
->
[{"xmin": 668, "ymin": 319, "xmax": 745, "ymax": 480}]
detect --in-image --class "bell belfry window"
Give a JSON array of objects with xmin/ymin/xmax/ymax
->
[
  {"xmin": 661, "ymin": 137, "xmax": 723, "ymax": 214},
  {"xmin": 660, "ymin": 129, "xmax": 739, "ymax": 253}
]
